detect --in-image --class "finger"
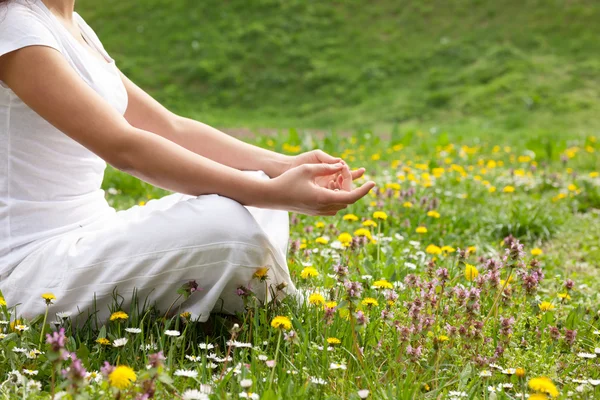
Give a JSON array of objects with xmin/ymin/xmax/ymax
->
[
  {"xmin": 324, "ymin": 181, "xmax": 376, "ymax": 205},
  {"xmin": 315, "ymin": 150, "xmax": 342, "ymax": 164},
  {"xmin": 306, "ymin": 163, "xmax": 345, "ymax": 177},
  {"xmin": 351, "ymin": 168, "xmax": 366, "ymax": 180}
]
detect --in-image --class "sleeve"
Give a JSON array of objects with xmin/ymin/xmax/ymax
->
[{"xmin": 0, "ymin": 4, "xmax": 62, "ymax": 59}]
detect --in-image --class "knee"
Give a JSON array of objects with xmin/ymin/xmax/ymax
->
[{"xmin": 190, "ymin": 196, "xmax": 268, "ymax": 246}]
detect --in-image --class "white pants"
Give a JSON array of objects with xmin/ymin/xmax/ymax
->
[{"xmin": 0, "ymin": 171, "xmax": 297, "ymax": 323}]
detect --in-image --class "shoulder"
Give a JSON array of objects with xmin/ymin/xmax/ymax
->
[
  {"xmin": 0, "ymin": 1, "xmax": 49, "ymax": 27},
  {"xmin": 0, "ymin": 1, "xmax": 56, "ymax": 39},
  {"xmin": 0, "ymin": 1, "xmax": 61, "ymax": 59}
]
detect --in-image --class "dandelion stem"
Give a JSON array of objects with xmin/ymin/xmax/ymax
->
[
  {"xmin": 39, "ymin": 304, "xmax": 49, "ymax": 350},
  {"xmin": 268, "ymin": 330, "xmax": 282, "ymax": 390}
]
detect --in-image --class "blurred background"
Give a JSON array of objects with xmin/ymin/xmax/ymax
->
[{"xmin": 78, "ymin": 0, "xmax": 600, "ymax": 140}]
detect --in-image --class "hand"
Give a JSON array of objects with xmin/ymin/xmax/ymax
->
[
  {"xmin": 266, "ymin": 163, "xmax": 376, "ymax": 216},
  {"xmin": 289, "ymin": 149, "xmax": 366, "ymax": 191}
]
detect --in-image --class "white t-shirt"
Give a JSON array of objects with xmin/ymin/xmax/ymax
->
[{"xmin": 0, "ymin": 0, "xmax": 128, "ymax": 275}]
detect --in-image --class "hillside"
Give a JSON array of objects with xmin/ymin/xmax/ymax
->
[{"xmin": 78, "ymin": 0, "xmax": 600, "ymax": 138}]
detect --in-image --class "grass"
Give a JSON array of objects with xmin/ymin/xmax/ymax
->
[
  {"xmin": 2, "ymin": 0, "xmax": 600, "ymax": 397},
  {"xmin": 1, "ymin": 131, "xmax": 600, "ymax": 398},
  {"xmin": 76, "ymin": 0, "xmax": 600, "ymax": 136}
]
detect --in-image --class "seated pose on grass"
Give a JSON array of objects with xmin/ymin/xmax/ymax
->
[{"xmin": 0, "ymin": 0, "xmax": 375, "ymax": 322}]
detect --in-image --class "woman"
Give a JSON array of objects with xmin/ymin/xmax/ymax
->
[{"xmin": 0, "ymin": 0, "xmax": 374, "ymax": 323}]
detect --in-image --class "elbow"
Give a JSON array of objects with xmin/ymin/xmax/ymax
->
[{"xmin": 105, "ymin": 128, "xmax": 143, "ymax": 174}]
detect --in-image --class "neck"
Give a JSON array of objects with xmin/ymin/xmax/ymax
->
[{"xmin": 41, "ymin": 0, "xmax": 75, "ymax": 20}]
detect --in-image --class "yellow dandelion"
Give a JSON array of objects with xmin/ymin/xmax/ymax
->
[
  {"xmin": 528, "ymin": 376, "xmax": 559, "ymax": 398},
  {"xmin": 372, "ymin": 279, "xmax": 393, "ymax": 289},
  {"xmin": 531, "ymin": 248, "xmax": 543, "ymax": 256},
  {"xmin": 589, "ymin": 171, "xmax": 599, "ymax": 178},
  {"xmin": 300, "ymin": 267, "xmax": 319, "ymax": 279},
  {"xmin": 308, "ymin": 293, "xmax": 325, "ymax": 306},
  {"xmin": 557, "ymin": 293, "xmax": 571, "ymax": 300},
  {"xmin": 437, "ymin": 335, "xmax": 449, "ymax": 342},
  {"xmin": 441, "ymin": 245, "xmax": 455, "ymax": 253},
  {"xmin": 403, "ymin": 201, "xmax": 413, "ymax": 208},
  {"xmin": 338, "ymin": 232, "xmax": 352, "ymax": 246},
  {"xmin": 96, "ymin": 338, "xmax": 110, "ymax": 346},
  {"xmin": 253, "ymin": 267, "xmax": 269, "ymax": 280},
  {"xmin": 426, "ymin": 244, "xmax": 442, "ymax": 255},
  {"xmin": 271, "ymin": 316, "xmax": 292, "ymax": 330},
  {"xmin": 343, "ymin": 214, "xmax": 359, "ymax": 222},
  {"xmin": 427, "ymin": 210, "xmax": 441, "ymax": 218},
  {"xmin": 529, "ymin": 394, "xmax": 549, "ymax": 400},
  {"xmin": 109, "ymin": 311, "xmax": 129, "ymax": 321},
  {"xmin": 361, "ymin": 297, "xmax": 379, "ymax": 307},
  {"xmin": 362, "ymin": 219, "xmax": 377, "ymax": 227},
  {"xmin": 516, "ymin": 367, "xmax": 526, "ymax": 378},
  {"xmin": 315, "ymin": 221, "xmax": 325, "ymax": 228},
  {"xmin": 416, "ymin": 226, "xmax": 428, "ymax": 234},
  {"xmin": 326, "ymin": 337, "xmax": 341, "ymax": 345},
  {"xmin": 464, "ymin": 264, "xmax": 479, "ymax": 281},
  {"xmin": 180, "ymin": 311, "xmax": 191, "ymax": 319},
  {"xmin": 324, "ymin": 301, "xmax": 338, "ymax": 309},
  {"xmin": 41, "ymin": 293, "xmax": 56, "ymax": 305},
  {"xmin": 353, "ymin": 228, "xmax": 372, "ymax": 239},
  {"xmin": 503, "ymin": 185, "xmax": 515, "ymax": 193},
  {"xmin": 0, "ymin": 297, "xmax": 6, "ymax": 306},
  {"xmin": 538, "ymin": 301, "xmax": 555, "ymax": 312},
  {"xmin": 373, "ymin": 211, "xmax": 388, "ymax": 220},
  {"xmin": 315, "ymin": 237, "xmax": 329, "ymax": 245},
  {"xmin": 109, "ymin": 365, "xmax": 137, "ymax": 390}
]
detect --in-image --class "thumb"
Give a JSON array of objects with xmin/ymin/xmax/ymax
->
[
  {"xmin": 306, "ymin": 163, "xmax": 345, "ymax": 177},
  {"xmin": 315, "ymin": 150, "xmax": 342, "ymax": 164}
]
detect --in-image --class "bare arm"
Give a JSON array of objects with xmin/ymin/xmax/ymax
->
[
  {"xmin": 0, "ymin": 46, "xmax": 374, "ymax": 215},
  {"xmin": 118, "ymin": 71, "xmax": 293, "ymax": 178}
]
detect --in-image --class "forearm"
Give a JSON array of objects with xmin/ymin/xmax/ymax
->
[
  {"xmin": 116, "ymin": 127, "xmax": 276, "ymax": 208},
  {"xmin": 165, "ymin": 116, "xmax": 292, "ymax": 177}
]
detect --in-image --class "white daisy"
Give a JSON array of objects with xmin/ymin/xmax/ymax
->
[
  {"xmin": 125, "ymin": 328, "xmax": 142, "ymax": 334},
  {"xmin": 227, "ymin": 340, "xmax": 252, "ymax": 348},
  {"xmin": 26, "ymin": 349, "xmax": 42, "ymax": 359},
  {"xmin": 12, "ymin": 347, "xmax": 27, "ymax": 353},
  {"xmin": 358, "ymin": 389, "xmax": 370, "ymax": 399},
  {"xmin": 26, "ymin": 380, "xmax": 42, "ymax": 391},
  {"xmin": 22, "ymin": 369, "xmax": 38, "ymax": 376},
  {"xmin": 479, "ymin": 370, "xmax": 492, "ymax": 377},
  {"xmin": 165, "ymin": 330, "xmax": 181, "ymax": 337},
  {"xmin": 174, "ymin": 369, "xmax": 198, "ymax": 378},
  {"xmin": 329, "ymin": 363, "xmax": 347, "ymax": 370},
  {"xmin": 182, "ymin": 389, "xmax": 209, "ymax": 400},
  {"xmin": 240, "ymin": 379, "xmax": 252, "ymax": 388},
  {"xmin": 239, "ymin": 393, "xmax": 259, "ymax": 400},
  {"xmin": 198, "ymin": 343, "xmax": 214, "ymax": 350},
  {"xmin": 310, "ymin": 377, "xmax": 327, "ymax": 385},
  {"xmin": 112, "ymin": 338, "xmax": 128, "ymax": 347},
  {"xmin": 577, "ymin": 352, "xmax": 596, "ymax": 359},
  {"xmin": 84, "ymin": 371, "xmax": 102, "ymax": 384},
  {"xmin": 185, "ymin": 355, "xmax": 201, "ymax": 362},
  {"xmin": 55, "ymin": 312, "xmax": 73, "ymax": 319}
]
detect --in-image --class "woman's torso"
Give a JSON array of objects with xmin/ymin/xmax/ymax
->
[{"xmin": 0, "ymin": 0, "xmax": 128, "ymax": 274}]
